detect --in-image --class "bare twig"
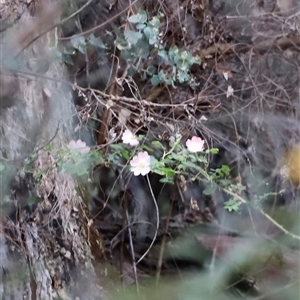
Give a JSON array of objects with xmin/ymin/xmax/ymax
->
[{"xmin": 16, "ymin": 0, "xmax": 94, "ymax": 57}]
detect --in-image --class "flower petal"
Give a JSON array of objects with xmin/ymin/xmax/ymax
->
[
  {"xmin": 68, "ymin": 140, "xmax": 77, "ymax": 149},
  {"xmin": 140, "ymin": 166, "xmax": 151, "ymax": 176},
  {"xmin": 68, "ymin": 139, "xmax": 90, "ymax": 154},
  {"xmin": 132, "ymin": 167, "xmax": 142, "ymax": 176},
  {"xmin": 186, "ymin": 136, "xmax": 205, "ymax": 152}
]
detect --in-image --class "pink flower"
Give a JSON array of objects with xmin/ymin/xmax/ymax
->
[
  {"xmin": 68, "ymin": 139, "xmax": 90, "ymax": 154},
  {"xmin": 130, "ymin": 151, "xmax": 151, "ymax": 176},
  {"xmin": 186, "ymin": 136, "xmax": 205, "ymax": 153},
  {"xmin": 121, "ymin": 129, "xmax": 139, "ymax": 146}
]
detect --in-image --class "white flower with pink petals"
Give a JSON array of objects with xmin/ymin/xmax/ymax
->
[
  {"xmin": 68, "ymin": 139, "xmax": 90, "ymax": 154},
  {"xmin": 122, "ymin": 129, "xmax": 139, "ymax": 146},
  {"xmin": 186, "ymin": 136, "xmax": 205, "ymax": 153},
  {"xmin": 130, "ymin": 151, "xmax": 151, "ymax": 176}
]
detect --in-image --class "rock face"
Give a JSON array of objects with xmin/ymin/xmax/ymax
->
[{"xmin": 0, "ymin": 1, "xmax": 109, "ymax": 299}]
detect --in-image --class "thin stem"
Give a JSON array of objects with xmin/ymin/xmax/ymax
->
[
  {"xmin": 135, "ymin": 174, "xmax": 159, "ymax": 265},
  {"xmin": 224, "ymin": 188, "xmax": 300, "ymax": 240}
]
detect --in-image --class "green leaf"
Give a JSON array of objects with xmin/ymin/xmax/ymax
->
[
  {"xmin": 62, "ymin": 53, "xmax": 74, "ymax": 65},
  {"xmin": 210, "ymin": 148, "xmax": 219, "ymax": 154},
  {"xmin": 115, "ymin": 36, "xmax": 130, "ymax": 50},
  {"xmin": 149, "ymin": 16, "xmax": 160, "ymax": 28},
  {"xmin": 124, "ymin": 30, "xmax": 143, "ymax": 45},
  {"xmin": 120, "ymin": 150, "xmax": 130, "ymax": 160},
  {"xmin": 232, "ymin": 183, "xmax": 246, "ymax": 191},
  {"xmin": 136, "ymin": 38, "xmax": 150, "ymax": 58},
  {"xmin": 157, "ymin": 167, "xmax": 176, "ymax": 177},
  {"xmin": 128, "ymin": 10, "xmax": 147, "ymax": 23},
  {"xmin": 221, "ymin": 165, "xmax": 230, "ymax": 176},
  {"xmin": 147, "ymin": 66, "xmax": 156, "ymax": 75},
  {"xmin": 70, "ymin": 36, "xmax": 86, "ymax": 49},
  {"xmin": 108, "ymin": 153, "xmax": 120, "ymax": 164},
  {"xmin": 136, "ymin": 23, "xmax": 146, "ymax": 30},
  {"xmin": 143, "ymin": 26, "xmax": 157, "ymax": 44},
  {"xmin": 150, "ymin": 74, "xmax": 161, "ymax": 86},
  {"xmin": 161, "ymin": 159, "xmax": 174, "ymax": 165},
  {"xmin": 89, "ymin": 34, "xmax": 106, "ymax": 49},
  {"xmin": 159, "ymin": 177, "xmax": 174, "ymax": 184},
  {"xmin": 224, "ymin": 198, "xmax": 241, "ymax": 212},
  {"xmin": 177, "ymin": 164, "xmax": 186, "ymax": 170},
  {"xmin": 203, "ymin": 183, "xmax": 217, "ymax": 195},
  {"xmin": 110, "ymin": 144, "xmax": 125, "ymax": 151},
  {"xmin": 77, "ymin": 44, "xmax": 86, "ymax": 54},
  {"xmin": 138, "ymin": 10, "xmax": 148, "ymax": 23},
  {"xmin": 140, "ymin": 144, "xmax": 154, "ymax": 152},
  {"xmin": 195, "ymin": 155, "xmax": 208, "ymax": 164},
  {"xmin": 150, "ymin": 156, "xmax": 159, "ymax": 165},
  {"xmin": 219, "ymin": 179, "xmax": 231, "ymax": 186},
  {"xmin": 180, "ymin": 161, "xmax": 200, "ymax": 170},
  {"xmin": 158, "ymin": 49, "xmax": 168, "ymax": 61},
  {"xmin": 158, "ymin": 71, "xmax": 174, "ymax": 86},
  {"xmin": 151, "ymin": 140, "xmax": 164, "ymax": 148},
  {"xmin": 177, "ymin": 69, "xmax": 190, "ymax": 83},
  {"xmin": 128, "ymin": 14, "xmax": 140, "ymax": 23},
  {"xmin": 169, "ymin": 153, "xmax": 187, "ymax": 162}
]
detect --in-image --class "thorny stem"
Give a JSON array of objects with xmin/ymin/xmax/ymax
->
[{"xmin": 224, "ymin": 188, "xmax": 300, "ymax": 240}]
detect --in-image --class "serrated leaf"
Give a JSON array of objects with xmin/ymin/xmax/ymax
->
[{"xmin": 224, "ymin": 198, "xmax": 241, "ymax": 212}]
